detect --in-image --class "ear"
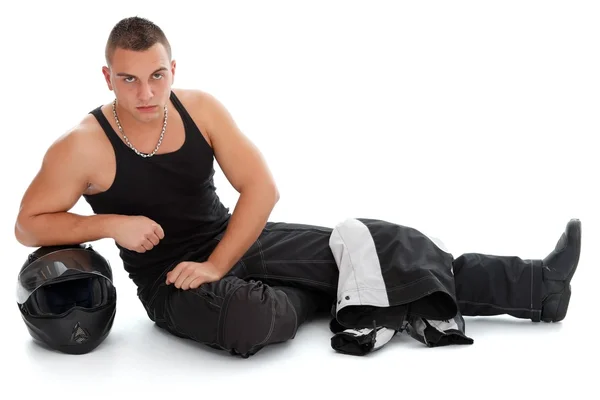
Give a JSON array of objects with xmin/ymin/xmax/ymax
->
[
  {"xmin": 101, "ymin": 66, "xmax": 114, "ymax": 91},
  {"xmin": 170, "ymin": 60, "xmax": 176, "ymax": 84}
]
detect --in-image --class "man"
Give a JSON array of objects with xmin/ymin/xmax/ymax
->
[{"xmin": 14, "ymin": 16, "xmax": 582, "ymax": 358}]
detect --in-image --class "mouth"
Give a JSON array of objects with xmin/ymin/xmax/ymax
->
[{"xmin": 137, "ymin": 105, "xmax": 158, "ymax": 112}]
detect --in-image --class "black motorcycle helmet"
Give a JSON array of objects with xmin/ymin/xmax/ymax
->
[{"xmin": 16, "ymin": 243, "xmax": 117, "ymax": 354}]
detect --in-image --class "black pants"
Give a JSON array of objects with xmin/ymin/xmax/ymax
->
[{"xmin": 140, "ymin": 221, "xmax": 543, "ymax": 357}]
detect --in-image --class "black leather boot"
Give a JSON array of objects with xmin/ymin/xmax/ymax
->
[
  {"xmin": 453, "ymin": 218, "xmax": 582, "ymax": 323},
  {"xmin": 540, "ymin": 218, "xmax": 582, "ymax": 322}
]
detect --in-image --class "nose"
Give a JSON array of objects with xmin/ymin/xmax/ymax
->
[{"xmin": 138, "ymin": 83, "xmax": 153, "ymax": 103}]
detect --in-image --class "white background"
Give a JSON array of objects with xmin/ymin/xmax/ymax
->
[{"xmin": 0, "ymin": 0, "xmax": 598, "ymax": 398}]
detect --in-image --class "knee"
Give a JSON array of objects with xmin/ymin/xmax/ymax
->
[{"xmin": 220, "ymin": 281, "xmax": 297, "ymax": 357}]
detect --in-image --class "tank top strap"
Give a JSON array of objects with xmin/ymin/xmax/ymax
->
[
  {"xmin": 168, "ymin": 90, "xmax": 213, "ymax": 155},
  {"xmin": 169, "ymin": 90, "xmax": 195, "ymax": 127}
]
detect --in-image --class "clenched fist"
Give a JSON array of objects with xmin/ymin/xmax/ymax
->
[{"xmin": 111, "ymin": 215, "xmax": 165, "ymax": 253}]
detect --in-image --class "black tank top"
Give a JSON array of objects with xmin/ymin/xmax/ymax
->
[{"xmin": 83, "ymin": 91, "xmax": 231, "ymax": 286}]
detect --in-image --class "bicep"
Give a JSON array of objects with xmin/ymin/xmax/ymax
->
[{"xmin": 17, "ymin": 135, "xmax": 90, "ymax": 220}]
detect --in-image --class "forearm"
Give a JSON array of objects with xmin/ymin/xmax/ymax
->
[
  {"xmin": 208, "ymin": 185, "xmax": 279, "ymax": 274},
  {"xmin": 15, "ymin": 212, "xmax": 120, "ymax": 247}
]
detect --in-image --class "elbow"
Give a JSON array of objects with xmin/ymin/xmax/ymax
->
[
  {"xmin": 14, "ymin": 225, "xmax": 30, "ymax": 247},
  {"xmin": 247, "ymin": 181, "xmax": 280, "ymax": 206},
  {"xmin": 270, "ymin": 182, "xmax": 280, "ymax": 205},
  {"xmin": 259, "ymin": 183, "xmax": 279, "ymax": 207},
  {"xmin": 14, "ymin": 217, "xmax": 38, "ymax": 247}
]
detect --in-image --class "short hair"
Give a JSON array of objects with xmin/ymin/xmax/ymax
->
[{"xmin": 105, "ymin": 16, "xmax": 172, "ymax": 65}]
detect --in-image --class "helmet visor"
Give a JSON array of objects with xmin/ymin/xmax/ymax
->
[{"xmin": 16, "ymin": 248, "xmax": 112, "ymax": 305}]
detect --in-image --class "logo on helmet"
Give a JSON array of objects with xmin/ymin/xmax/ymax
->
[{"xmin": 70, "ymin": 322, "xmax": 90, "ymax": 344}]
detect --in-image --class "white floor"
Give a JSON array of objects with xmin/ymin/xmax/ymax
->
[
  {"xmin": 2, "ymin": 254, "xmax": 597, "ymax": 399},
  {"xmin": 1, "ymin": 1, "xmax": 599, "ymax": 399}
]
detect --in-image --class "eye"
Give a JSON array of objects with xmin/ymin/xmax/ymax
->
[
  {"xmin": 153, "ymin": 73, "xmax": 164, "ymax": 79},
  {"xmin": 124, "ymin": 77, "xmax": 135, "ymax": 83}
]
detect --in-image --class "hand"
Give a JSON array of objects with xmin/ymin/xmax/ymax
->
[
  {"xmin": 111, "ymin": 215, "xmax": 165, "ymax": 253},
  {"xmin": 166, "ymin": 261, "xmax": 224, "ymax": 290}
]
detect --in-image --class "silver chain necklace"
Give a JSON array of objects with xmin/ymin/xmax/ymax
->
[{"xmin": 112, "ymin": 99, "xmax": 168, "ymax": 158}]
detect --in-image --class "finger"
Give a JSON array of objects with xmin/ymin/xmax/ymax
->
[
  {"xmin": 142, "ymin": 239, "xmax": 154, "ymax": 251},
  {"xmin": 146, "ymin": 233, "xmax": 160, "ymax": 246},
  {"xmin": 166, "ymin": 262, "xmax": 186, "ymax": 284},
  {"xmin": 175, "ymin": 263, "xmax": 198, "ymax": 289},
  {"xmin": 154, "ymin": 224, "xmax": 165, "ymax": 239},
  {"xmin": 188, "ymin": 276, "xmax": 205, "ymax": 290},
  {"xmin": 180, "ymin": 274, "xmax": 199, "ymax": 290},
  {"xmin": 174, "ymin": 269, "xmax": 192, "ymax": 289}
]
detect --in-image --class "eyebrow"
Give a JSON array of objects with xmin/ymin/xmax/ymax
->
[{"xmin": 115, "ymin": 67, "xmax": 168, "ymax": 78}]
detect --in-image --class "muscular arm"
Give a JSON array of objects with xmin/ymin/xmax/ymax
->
[
  {"xmin": 199, "ymin": 93, "xmax": 280, "ymax": 274},
  {"xmin": 14, "ymin": 130, "xmax": 120, "ymax": 247}
]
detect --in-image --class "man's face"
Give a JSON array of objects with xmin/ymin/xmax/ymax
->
[{"xmin": 102, "ymin": 43, "xmax": 176, "ymax": 124}]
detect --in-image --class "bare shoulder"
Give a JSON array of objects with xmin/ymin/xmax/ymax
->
[
  {"xmin": 37, "ymin": 111, "xmax": 115, "ymax": 199},
  {"xmin": 172, "ymin": 87, "xmax": 220, "ymax": 109},
  {"xmin": 44, "ymin": 113, "xmax": 107, "ymax": 169},
  {"xmin": 16, "ymin": 112, "xmax": 111, "ymax": 222}
]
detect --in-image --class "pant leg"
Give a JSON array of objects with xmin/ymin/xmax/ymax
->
[
  {"xmin": 145, "ymin": 275, "xmax": 301, "ymax": 358},
  {"xmin": 141, "ymin": 221, "xmax": 337, "ymax": 358},
  {"xmin": 452, "ymin": 253, "xmax": 543, "ymax": 321},
  {"xmin": 151, "ymin": 220, "xmax": 548, "ymax": 356}
]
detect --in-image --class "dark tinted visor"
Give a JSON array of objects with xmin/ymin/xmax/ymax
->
[{"xmin": 16, "ymin": 248, "xmax": 112, "ymax": 304}]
